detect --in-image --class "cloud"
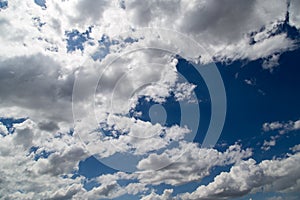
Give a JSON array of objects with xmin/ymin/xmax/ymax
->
[
  {"xmin": 38, "ymin": 121, "xmax": 60, "ymax": 132},
  {"xmin": 1, "ymin": 118, "xmax": 299, "ymax": 200},
  {"xmin": 262, "ymin": 119, "xmax": 300, "ymax": 134},
  {"xmin": 48, "ymin": 184, "xmax": 85, "ymax": 200},
  {"xmin": 2, "ymin": 0, "xmax": 298, "ymax": 68},
  {"xmin": 81, "ymin": 172, "xmax": 147, "ymax": 199},
  {"xmin": 136, "ymin": 142, "xmax": 252, "ymax": 185},
  {"xmin": 0, "ymin": 119, "xmax": 88, "ymax": 199},
  {"xmin": 1, "ymin": 0, "xmax": 299, "ymax": 151},
  {"xmin": 71, "ymin": 0, "xmax": 110, "ymax": 25},
  {"xmin": 262, "ymin": 54, "xmax": 281, "ymax": 71},
  {"xmin": 262, "ymin": 136, "xmax": 277, "ymax": 151},
  {"xmin": 141, "ymin": 189, "xmax": 174, "ymax": 200},
  {"xmin": 180, "ymin": 152, "xmax": 300, "ymax": 200},
  {"xmin": 86, "ymin": 182, "xmax": 119, "ymax": 198},
  {"xmin": 0, "ymin": 54, "xmax": 79, "ymax": 151},
  {"xmin": 289, "ymin": 0, "xmax": 300, "ymax": 29},
  {"xmin": 261, "ymin": 119, "xmax": 300, "ymax": 151},
  {"xmin": 33, "ymin": 146, "xmax": 87, "ymax": 176},
  {"xmin": 125, "ymin": 0, "xmax": 297, "ymax": 66},
  {"xmin": 290, "ymin": 144, "xmax": 300, "ymax": 152},
  {"xmin": 0, "ymin": 1, "xmax": 300, "ymax": 199},
  {"xmin": 12, "ymin": 119, "xmax": 35, "ymax": 148},
  {"xmin": 0, "ymin": 122, "xmax": 8, "ymax": 135}
]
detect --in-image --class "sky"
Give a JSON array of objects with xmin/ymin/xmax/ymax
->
[{"xmin": 0, "ymin": 0, "xmax": 300, "ymax": 199}]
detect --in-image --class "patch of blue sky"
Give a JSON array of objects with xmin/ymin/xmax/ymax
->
[
  {"xmin": 0, "ymin": 117, "xmax": 27, "ymax": 134},
  {"xmin": 0, "ymin": 0, "xmax": 8, "ymax": 10},
  {"xmin": 78, "ymin": 156, "xmax": 133, "ymax": 191},
  {"xmin": 29, "ymin": 146, "xmax": 39, "ymax": 154},
  {"xmin": 256, "ymin": 131, "xmax": 300, "ymax": 161},
  {"xmin": 99, "ymin": 121, "xmax": 129, "ymax": 139},
  {"xmin": 130, "ymin": 95, "xmax": 181, "ymax": 128},
  {"xmin": 113, "ymin": 194, "xmax": 140, "ymax": 200},
  {"xmin": 216, "ymin": 46, "xmax": 300, "ymax": 162},
  {"xmin": 67, "ymin": 128, "xmax": 74, "ymax": 136},
  {"xmin": 91, "ymin": 35, "xmax": 115, "ymax": 61},
  {"xmin": 123, "ymin": 36, "xmax": 138, "ymax": 44},
  {"xmin": 78, "ymin": 156, "xmax": 118, "ymax": 179},
  {"xmin": 82, "ymin": 179, "xmax": 100, "ymax": 191},
  {"xmin": 34, "ymin": 0, "xmax": 46, "ymax": 9},
  {"xmin": 28, "ymin": 147, "xmax": 53, "ymax": 161},
  {"xmin": 117, "ymin": 178, "xmax": 139, "ymax": 187},
  {"xmin": 175, "ymin": 58, "xmax": 211, "ymax": 144},
  {"xmin": 65, "ymin": 28, "xmax": 92, "ymax": 53}
]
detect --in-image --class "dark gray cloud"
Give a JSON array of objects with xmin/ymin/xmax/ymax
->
[
  {"xmin": 70, "ymin": 0, "xmax": 109, "ymax": 24},
  {"xmin": 0, "ymin": 54, "xmax": 74, "ymax": 122},
  {"xmin": 38, "ymin": 121, "xmax": 60, "ymax": 132},
  {"xmin": 178, "ymin": 0, "xmax": 255, "ymax": 42}
]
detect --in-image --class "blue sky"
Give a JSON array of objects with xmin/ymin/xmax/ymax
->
[{"xmin": 0, "ymin": 0, "xmax": 300, "ymax": 200}]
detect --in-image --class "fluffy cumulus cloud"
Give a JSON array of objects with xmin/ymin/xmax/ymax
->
[
  {"xmin": 1, "ymin": 0, "xmax": 300, "ymax": 199},
  {"xmin": 125, "ymin": 0, "xmax": 297, "ymax": 63},
  {"xmin": 0, "ymin": 119, "xmax": 86, "ymax": 199},
  {"xmin": 136, "ymin": 143, "xmax": 252, "ymax": 185},
  {"xmin": 180, "ymin": 152, "xmax": 300, "ymax": 200}
]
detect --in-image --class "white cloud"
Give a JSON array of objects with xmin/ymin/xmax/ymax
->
[
  {"xmin": 262, "ymin": 136, "xmax": 277, "ymax": 151},
  {"xmin": 77, "ymin": 172, "xmax": 147, "ymax": 199},
  {"xmin": 0, "ymin": 120, "xmax": 87, "ymax": 199},
  {"xmin": 261, "ymin": 119, "xmax": 300, "ymax": 151},
  {"xmin": 290, "ymin": 144, "xmax": 300, "ymax": 152},
  {"xmin": 173, "ymin": 82, "xmax": 197, "ymax": 102},
  {"xmin": 263, "ymin": 119, "xmax": 300, "ymax": 134},
  {"xmin": 125, "ymin": 0, "xmax": 297, "ymax": 66},
  {"xmin": 1, "ymin": 118, "xmax": 299, "ymax": 200},
  {"xmin": 262, "ymin": 54, "xmax": 281, "ymax": 71},
  {"xmin": 141, "ymin": 189, "xmax": 174, "ymax": 200},
  {"xmin": 180, "ymin": 152, "xmax": 300, "ymax": 200},
  {"xmin": 263, "ymin": 121, "xmax": 284, "ymax": 132},
  {"xmin": 69, "ymin": 0, "xmax": 110, "ymax": 26},
  {"xmin": 289, "ymin": 0, "xmax": 300, "ymax": 29},
  {"xmin": 136, "ymin": 142, "xmax": 252, "ymax": 186},
  {"xmin": 1, "ymin": 0, "xmax": 298, "ymax": 71},
  {"xmin": 0, "ymin": 122, "xmax": 8, "ymax": 135}
]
